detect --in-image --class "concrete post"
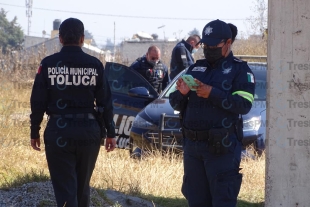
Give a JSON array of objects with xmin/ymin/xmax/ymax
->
[{"xmin": 266, "ymin": 0, "xmax": 310, "ymax": 206}]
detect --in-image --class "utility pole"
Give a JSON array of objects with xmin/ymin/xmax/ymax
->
[
  {"xmin": 114, "ymin": 22, "xmax": 116, "ymax": 56},
  {"xmin": 25, "ymin": 0, "xmax": 33, "ymax": 36},
  {"xmin": 266, "ymin": 0, "xmax": 310, "ymax": 206},
  {"xmin": 158, "ymin": 25, "xmax": 166, "ymax": 40}
]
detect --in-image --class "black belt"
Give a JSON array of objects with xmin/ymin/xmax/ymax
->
[
  {"xmin": 183, "ymin": 126, "xmax": 235, "ymax": 141},
  {"xmin": 50, "ymin": 113, "xmax": 96, "ymax": 119}
]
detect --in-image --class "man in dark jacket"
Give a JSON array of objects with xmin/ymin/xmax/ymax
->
[
  {"xmin": 30, "ymin": 18, "xmax": 116, "ymax": 207},
  {"xmin": 130, "ymin": 45, "xmax": 169, "ymax": 93},
  {"xmin": 169, "ymin": 19, "xmax": 255, "ymax": 207},
  {"xmin": 169, "ymin": 35, "xmax": 201, "ymax": 80}
]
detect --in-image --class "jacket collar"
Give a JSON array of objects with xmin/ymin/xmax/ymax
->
[
  {"xmin": 60, "ymin": 46, "xmax": 83, "ymax": 52},
  {"xmin": 181, "ymin": 39, "xmax": 193, "ymax": 53}
]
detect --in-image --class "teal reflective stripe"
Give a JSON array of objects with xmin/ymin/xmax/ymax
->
[{"xmin": 232, "ymin": 91, "xmax": 254, "ymax": 103}]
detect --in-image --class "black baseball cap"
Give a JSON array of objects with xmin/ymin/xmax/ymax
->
[
  {"xmin": 197, "ymin": 19, "xmax": 232, "ymax": 46},
  {"xmin": 59, "ymin": 18, "xmax": 84, "ymax": 37}
]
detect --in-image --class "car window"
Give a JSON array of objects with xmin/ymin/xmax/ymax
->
[
  {"xmin": 105, "ymin": 62, "xmax": 157, "ymax": 96},
  {"xmin": 252, "ymin": 70, "xmax": 266, "ymax": 100},
  {"xmin": 163, "ymin": 81, "xmax": 178, "ymax": 98},
  {"xmin": 162, "ymin": 70, "xmax": 186, "ymax": 98}
]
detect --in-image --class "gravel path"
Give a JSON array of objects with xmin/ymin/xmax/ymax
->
[{"xmin": 0, "ymin": 181, "xmax": 159, "ymax": 207}]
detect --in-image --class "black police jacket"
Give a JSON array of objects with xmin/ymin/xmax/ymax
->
[
  {"xmin": 30, "ymin": 46, "xmax": 115, "ymax": 139},
  {"xmin": 169, "ymin": 40, "xmax": 195, "ymax": 80},
  {"xmin": 169, "ymin": 52, "xmax": 255, "ymax": 131},
  {"xmin": 130, "ymin": 56, "xmax": 169, "ymax": 93}
]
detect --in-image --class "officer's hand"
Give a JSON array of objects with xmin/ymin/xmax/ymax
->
[
  {"xmin": 195, "ymin": 79, "xmax": 212, "ymax": 98},
  {"xmin": 31, "ymin": 138, "xmax": 41, "ymax": 151},
  {"xmin": 105, "ymin": 137, "xmax": 116, "ymax": 152},
  {"xmin": 176, "ymin": 78, "xmax": 190, "ymax": 95}
]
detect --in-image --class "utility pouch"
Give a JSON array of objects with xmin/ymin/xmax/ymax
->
[
  {"xmin": 236, "ymin": 116, "xmax": 244, "ymax": 143},
  {"xmin": 208, "ymin": 128, "xmax": 231, "ymax": 155}
]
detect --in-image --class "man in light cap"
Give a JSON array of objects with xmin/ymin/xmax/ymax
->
[{"xmin": 169, "ymin": 19, "xmax": 255, "ymax": 206}]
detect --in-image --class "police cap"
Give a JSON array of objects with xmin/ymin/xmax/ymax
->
[{"xmin": 197, "ymin": 19, "xmax": 232, "ymax": 46}]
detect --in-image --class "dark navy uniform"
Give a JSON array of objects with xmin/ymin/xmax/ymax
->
[
  {"xmin": 130, "ymin": 56, "xmax": 169, "ymax": 93},
  {"xmin": 30, "ymin": 46, "xmax": 115, "ymax": 207},
  {"xmin": 169, "ymin": 40, "xmax": 195, "ymax": 80},
  {"xmin": 169, "ymin": 52, "xmax": 255, "ymax": 207}
]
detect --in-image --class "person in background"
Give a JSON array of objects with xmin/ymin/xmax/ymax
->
[
  {"xmin": 169, "ymin": 35, "xmax": 201, "ymax": 80},
  {"xmin": 130, "ymin": 45, "xmax": 169, "ymax": 93}
]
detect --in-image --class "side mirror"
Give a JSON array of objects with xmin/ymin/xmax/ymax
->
[{"xmin": 128, "ymin": 87, "xmax": 154, "ymax": 99}]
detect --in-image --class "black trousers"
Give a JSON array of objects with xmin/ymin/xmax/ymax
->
[{"xmin": 44, "ymin": 117, "xmax": 101, "ymax": 207}]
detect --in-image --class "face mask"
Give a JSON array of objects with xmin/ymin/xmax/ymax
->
[
  {"xmin": 191, "ymin": 48, "xmax": 198, "ymax": 54},
  {"xmin": 148, "ymin": 60, "xmax": 159, "ymax": 66},
  {"xmin": 203, "ymin": 47, "xmax": 223, "ymax": 64}
]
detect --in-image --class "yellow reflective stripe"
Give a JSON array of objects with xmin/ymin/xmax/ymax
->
[{"xmin": 232, "ymin": 91, "xmax": 254, "ymax": 103}]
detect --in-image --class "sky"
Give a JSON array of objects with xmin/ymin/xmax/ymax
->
[{"xmin": 0, "ymin": 0, "xmax": 262, "ymax": 46}]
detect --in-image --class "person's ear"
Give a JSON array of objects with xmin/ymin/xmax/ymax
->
[
  {"xmin": 226, "ymin": 39, "xmax": 232, "ymax": 47},
  {"xmin": 59, "ymin": 36, "xmax": 64, "ymax": 45},
  {"xmin": 80, "ymin": 35, "xmax": 85, "ymax": 44}
]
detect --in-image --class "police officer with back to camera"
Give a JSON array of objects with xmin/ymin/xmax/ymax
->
[
  {"xmin": 130, "ymin": 45, "xmax": 170, "ymax": 93},
  {"xmin": 30, "ymin": 18, "xmax": 116, "ymax": 207},
  {"xmin": 169, "ymin": 19, "xmax": 255, "ymax": 207}
]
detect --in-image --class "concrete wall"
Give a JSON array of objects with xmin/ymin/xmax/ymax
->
[
  {"xmin": 266, "ymin": 0, "xmax": 310, "ymax": 206},
  {"xmin": 24, "ymin": 36, "xmax": 49, "ymax": 49},
  {"xmin": 120, "ymin": 40, "xmax": 178, "ymax": 66}
]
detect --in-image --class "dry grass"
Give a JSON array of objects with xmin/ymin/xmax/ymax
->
[{"xmin": 0, "ymin": 42, "xmax": 266, "ymax": 206}]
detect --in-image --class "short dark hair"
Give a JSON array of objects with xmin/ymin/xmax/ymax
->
[
  {"xmin": 147, "ymin": 45, "xmax": 160, "ymax": 53},
  {"xmin": 187, "ymin": 35, "xmax": 201, "ymax": 43},
  {"xmin": 59, "ymin": 18, "xmax": 84, "ymax": 45}
]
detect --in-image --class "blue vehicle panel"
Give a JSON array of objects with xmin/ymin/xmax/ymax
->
[{"xmin": 105, "ymin": 62, "xmax": 267, "ymax": 154}]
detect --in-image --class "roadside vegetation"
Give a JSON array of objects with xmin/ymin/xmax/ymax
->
[{"xmin": 0, "ymin": 38, "xmax": 266, "ymax": 207}]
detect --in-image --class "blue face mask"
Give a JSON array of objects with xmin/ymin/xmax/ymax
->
[{"xmin": 191, "ymin": 48, "xmax": 198, "ymax": 54}]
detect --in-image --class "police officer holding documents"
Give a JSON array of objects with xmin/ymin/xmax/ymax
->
[
  {"xmin": 169, "ymin": 19, "xmax": 255, "ymax": 207},
  {"xmin": 30, "ymin": 18, "xmax": 116, "ymax": 207}
]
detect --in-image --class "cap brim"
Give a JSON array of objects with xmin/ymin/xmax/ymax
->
[{"xmin": 198, "ymin": 38, "xmax": 223, "ymax": 46}]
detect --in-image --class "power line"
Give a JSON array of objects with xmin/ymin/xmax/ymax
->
[{"xmin": 0, "ymin": 2, "xmax": 247, "ymax": 21}]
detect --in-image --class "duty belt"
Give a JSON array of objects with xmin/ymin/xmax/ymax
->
[
  {"xmin": 50, "ymin": 113, "xmax": 95, "ymax": 119},
  {"xmin": 183, "ymin": 126, "xmax": 235, "ymax": 141}
]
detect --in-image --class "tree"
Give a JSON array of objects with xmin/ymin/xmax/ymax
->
[
  {"xmin": 105, "ymin": 38, "xmax": 114, "ymax": 52},
  {"xmin": 245, "ymin": 0, "xmax": 268, "ymax": 35},
  {"xmin": 0, "ymin": 8, "xmax": 24, "ymax": 53},
  {"xmin": 84, "ymin": 30, "xmax": 97, "ymax": 46},
  {"xmin": 188, "ymin": 28, "xmax": 200, "ymax": 36},
  {"xmin": 151, "ymin": 33, "xmax": 158, "ymax": 40}
]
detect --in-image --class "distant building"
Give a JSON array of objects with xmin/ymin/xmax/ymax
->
[
  {"xmin": 24, "ymin": 36, "xmax": 49, "ymax": 48},
  {"xmin": 23, "ymin": 19, "xmax": 112, "ymax": 62}
]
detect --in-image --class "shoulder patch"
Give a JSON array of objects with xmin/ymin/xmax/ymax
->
[
  {"xmin": 37, "ymin": 64, "xmax": 42, "ymax": 74},
  {"xmin": 234, "ymin": 58, "xmax": 243, "ymax": 63},
  {"xmin": 192, "ymin": 66, "xmax": 207, "ymax": 72},
  {"xmin": 247, "ymin": 72, "xmax": 255, "ymax": 83}
]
